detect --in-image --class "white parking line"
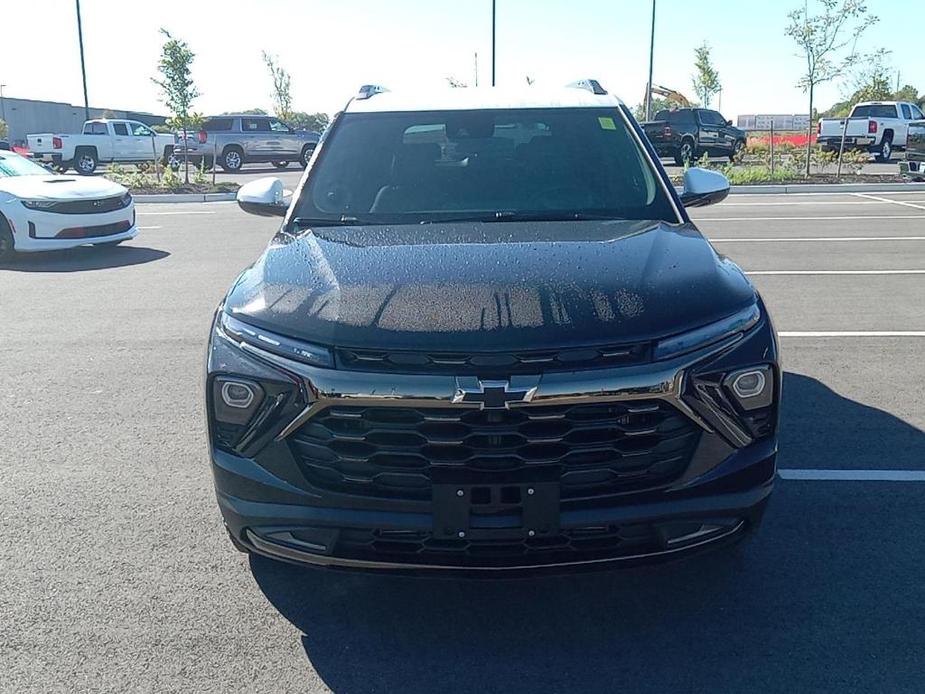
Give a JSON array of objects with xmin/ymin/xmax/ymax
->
[
  {"xmin": 696, "ymin": 215, "xmax": 925, "ymax": 221},
  {"xmin": 748, "ymin": 270, "xmax": 925, "ymax": 275},
  {"xmin": 720, "ymin": 200, "xmax": 925, "ymax": 206},
  {"xmin": 712, "ymin": 236, "xmax": 925, "ymax": 242},
  {"xmin": 779, "ymin": 469, "xmax": 925, "ymax": 482},
  {"xmin": 135, "ymin": 210, "xmax": 217, "ymax": 216},
  {"xmin": 853, "ymin": 193, "xmax": 925, "ymax": 211},
  {"xmin": 137, "ymin": 226, "xmax": 162, "ymax": 230},
  {"xmin": 778, "ymin": 331, "xmax": 925, "ymax": 337}
]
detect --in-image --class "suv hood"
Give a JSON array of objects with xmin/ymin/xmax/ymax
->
[{"xmin": 224, "ymin": 220, "xmax": 756, "ymax": 352}]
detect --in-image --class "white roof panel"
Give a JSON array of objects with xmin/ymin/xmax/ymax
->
[{"xmin": 346, "ymin": 86, "xmax": 624, "ymax": 113}]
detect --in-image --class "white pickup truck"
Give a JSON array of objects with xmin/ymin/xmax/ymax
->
[
  {"xmin": 817, "ymin": 101, "xmax": 925, "ymax": 161},
  {"xmin": 28, "ymin": 119, "xmax": 176, "ymax": 175}
]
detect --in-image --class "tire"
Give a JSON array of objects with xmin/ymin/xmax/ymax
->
[
  {"xmin": 299, "ymin": 144, "xmax": 316, "ymax": 168},
  {"xmin": 729, "ymin": 139, "xmax": 745, "ymax": 162},
  {"xmin": 226, "ymin": 528, "xmax": 251, "ymax": 554},
  {"xmin": 875, "ymin": 135, "xmax": 893, "ymax": 162},
  {"xmin": 74, "ymin": 147, "xmax": 98, "ymax": 175},
  {"xmin": 0, "ymin": 216, "xmax": 14, "ymax": 260},
  {"xmin": 271, "ymin": 161, "xmax": 289, "ymax": 169},
  {"xmin": 162, "ymin": 146, "xmax": 181, "ymax": 172},
  {"xmin": 220, "ymin": 147, "xmax": 244, "ymax": 172},
  {"xmin": 674, "ymin": 139, "xmax": 695, "ymax": 166}
]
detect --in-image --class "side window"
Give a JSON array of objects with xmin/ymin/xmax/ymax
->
[
  {"xmin": 242, "ymin": 118, "xmax": 271, "ymax": 133},
  {"xmin": 86, "ymin": 122, "xmax": 108, "ymax": 135},
  {"xmin": 912, "ymin": 105, "xmax": 925, "ymax": 120},
  {"xmin": 702, "ymin": 111, "xmax": 724, "ymax": 126},
  {"xmin": 269, "ymin": 120, "xmax": 291, "ymax": 133},
  {"xmin": 130, "ymin": 122, "xmax": 153, "ymax": 136},
  {"xmin": 901, "ymin": 104, "xmax": 912, "ymax": 119},
  {"xmin": 203, "ymin": 118, "xmax": 233, "ymax": 132},
  {"xmin": 112, "ymin": 123, "xmax": 129, "ymax": 136}
]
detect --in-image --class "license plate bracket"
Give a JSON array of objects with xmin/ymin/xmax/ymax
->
[{"xmin": 431, "ymin": 467, "xmax": 560, "ymax": 540}]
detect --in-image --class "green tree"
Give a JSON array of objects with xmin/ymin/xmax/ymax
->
[
  {"xmin": 288, "ymin": 111, "xmax": 330, "ymax": 133},
  {"xmin": 691, "ymin": 43, "xmax": 721, "ymax": 108},
  {"xmin": 153, "ymin": 28, "xmax": 201, "ymax": 183},
  {"xmin": 262, "ymin": 51, "xmax": 292, "ymax": 120},
  {"xmin": 0, "ymin": 119, "xmax": 8, "ymax": 140},
  {"xmin": 221, "ymin": 108, "xmax": 267, "ymax": 116},
  {"xmin": 632, "ymin": 96, "xmax": 674, "ymax": 122},
  {"xmin": 785, "ymin": 0, "xmax": 877, "ymax": 175}
]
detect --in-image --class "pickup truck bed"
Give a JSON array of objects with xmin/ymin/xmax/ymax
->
[{"xmin": 817, "ymin": 101, "xmax": 925, "ymax": 161}]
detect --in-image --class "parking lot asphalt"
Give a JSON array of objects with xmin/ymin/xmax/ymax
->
[{"xmin": 1, "ymin": 192, "xmax": 923, "ymax": 693}]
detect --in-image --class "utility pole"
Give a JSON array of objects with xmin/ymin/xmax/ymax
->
[
  {"xmin": 644, "ymin": 0, "xmax": 656, "ymax": 120},
  {"xmin": 76, "ymin": 0, "xmax": 90, "ymax": 121},
  {"xmin": 491, "ymin": 0, "xmax": 496, "ymax": 86},
  {"xmin": 475, "ymin": 52, "xmax": 479, "ymax": 87}
]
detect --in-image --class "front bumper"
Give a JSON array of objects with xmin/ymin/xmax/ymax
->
[
  {"xmin": 208, "ymin": 306, "xmax": 780, "ymax": 572},
  {"xmin": 9, "ymin": 205, "xmax": 136, "ymax": 252}
]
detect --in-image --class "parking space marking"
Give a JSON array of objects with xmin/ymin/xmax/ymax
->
[
  {"xmin": 778, "ymin": 331, "xmax": 925, "ymax": 337},
  {"xmin": 135, "ymin": 210, "xmax": 217, "ymax": 216},
  {"xmin": 719, "ymin": 200, "xmax": 925, "ymax": 206},
  {"xmin": 696, "ymin": 215, "xmax": 925, "ymax": 221},
  {"xmin": 712, "ymin": 236, "xmax": 925, "ymax": 242},
  {"xmin": 779, "ymin": 469, "xmax": 925, "ymax": 481},
  {"xmin": 853, "ymin": 193, "xmax": 925, "ymax": 211},
  {"xmin": 749, "ymin": 269, "xmax": 925, "ymax": 275}
]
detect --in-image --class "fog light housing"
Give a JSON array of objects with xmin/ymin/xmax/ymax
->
[
  {"xmin": 724, "ymin": 366, "xmax": 773, "ymax": 410},
  {"xmin": 213, "ymin": 377, "xmax": 264, "ymax": 425},
  {"xmin": 222, "ymin": 381, "xmax": 256, "ymax": 409}
]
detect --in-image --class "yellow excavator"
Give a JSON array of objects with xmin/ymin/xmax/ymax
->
[{"xmin": 643, "ymin": 84, "xmax": 693, "ymax": 111}]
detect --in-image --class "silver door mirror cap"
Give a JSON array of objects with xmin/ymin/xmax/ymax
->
[
  {"xmin": 680, "ymin": 167, "xmax": 730, "ymax": 208},
  {"xmin": 236, "ymin": 177, "xmax": 289, "ymax": 217}
]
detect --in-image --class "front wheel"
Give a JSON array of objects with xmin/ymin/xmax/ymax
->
[
  {"xmin": 674, "ymin": 139, "xmax": 695, "ymax": 166},
  {"xmin": 0, "ymin": 219, "xmax": 15, "ymax": 260},
  {"xmin": 271, "ymin": 161, "xmax": 289, "ymax": 169},
  {"xmin": 299, "ymin": 144, "xmax": 316, "ymax": 168},
  {"xmin": 729, "ymin": 139, "xmax": 745, "ymax": 162}
]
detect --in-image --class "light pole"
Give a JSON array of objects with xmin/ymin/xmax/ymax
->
[
  {"xmin": 76, "ymin": 0, "xmax": 90, "ymax": 121},
  {"xmin": 491, "ymin": 0, "xmax": 496, "ymax": 86},
  {"xmin": 0, "ymin": 84, "xmax": 6, "ymax": 125},
  {"xmin": 644, "ymin": 0, "xmax": 656, "ymax": 121}
]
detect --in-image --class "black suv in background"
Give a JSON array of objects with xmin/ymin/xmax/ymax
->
[
  {"xmin": 642, "ymin": 108, "xmax": 747, "ymax": 165},
  {"xmin": 207, "ymin": 81, "xmax": 780, "ymax": 572}
]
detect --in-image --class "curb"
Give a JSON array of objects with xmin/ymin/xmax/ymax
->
[
  {"xmin": 133, "ymin": 192, "xmax": 236, "ymax": 203},
  {"xmin": 728, "ymin": 182, "xmax": 925, "ymax": 194}
]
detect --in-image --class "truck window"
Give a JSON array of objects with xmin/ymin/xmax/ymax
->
[
  {"xmin": 269, "ymin": 120, "xmax": 291, "ymax": 133},
  {"xmin": 669, "ymin": 110, "xmax": 695, "ymax": 125},
  {"xmin": 851, "ymin": 104, "xmax": 898, "ymax": 119},
  {"xmin": 203, "ymin": 118, "xmax": 234, "ymax": 132},
  {"xmin": 242, "ymin": 118, "xmax": 270, "ymax": 133},
  {"xmin": 913, "ymin": 105, "xmax": 925, "ymax": 120},
  {"xmin": 901, "ymin": 104, "xmax": 912, "ymax": 119},
  {"xmin": 130, "ymin": 122, "xmax": 153, "ymax": 137},
  {"xmin": 84, "ymin": 122, "xmax": 108, "ymax": 135},
  {"xmin": 112, "ymin": 123, "xmax": 129, "ymax": 136}
]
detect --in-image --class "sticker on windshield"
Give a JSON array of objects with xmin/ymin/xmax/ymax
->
[{"xmin": 598, "ymin": 117, "xmax": 617, "ymax": 130}]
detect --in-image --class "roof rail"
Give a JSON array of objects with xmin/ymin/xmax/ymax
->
[
  {"xmin": 356, "ymin": 84, "xmax": 389, "ymax": 100},
  {"xmin": 566, "ymin": 79, "xmax": 608, "ymax": 96}
]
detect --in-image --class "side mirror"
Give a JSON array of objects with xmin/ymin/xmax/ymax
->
[
  {"xmin": 237, "ymin": 177, "xmax": 289, "ymax": 217},
  {"xmin": 726, "ymin": 119, "xmax": 733, "ymax": 126},
  {"xmin": 680, "ymin": 167, "xmax": 730, "ymax": 208}
]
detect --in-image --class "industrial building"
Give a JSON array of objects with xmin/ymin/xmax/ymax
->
[{"xmin": 0, "ymin": 96, "xmax": 167, "ymax": 146}]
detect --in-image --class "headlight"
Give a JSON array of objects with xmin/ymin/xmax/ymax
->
[
  {"xmin": 121, "ymin": 192, "xmax": 133, "ymax": 207},
  {"xmin": 21, "ymin": 199, "xmax": 57, "ymax": 210},
  {"xmin": 654, "ymin": 304, "xmax": 760, "ymax": 361},
  {"xmin": 219, "ymin": 312, "xmax": 333, "ymax": 368},
  {"xmin": 208, "ymin": 313, "xmax": 315, "ymax": 456}
]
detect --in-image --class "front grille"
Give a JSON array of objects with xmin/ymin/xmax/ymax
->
[
  {"xmin": 336, "ymin": 343, "xmax": 651, "ymax": 375},
  {"xmin": 55, "ymin": 220, "xmax": 132, "ymax": 239},
  {"xmin": 38, "ymin": 195, "xmax": 129, "ymax": 214},
  {"xmin": 289, "ymin": 401, "xmax": 699, "ymax": 501}
]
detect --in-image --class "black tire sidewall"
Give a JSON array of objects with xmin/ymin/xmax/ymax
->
[
  {"xmin": 76, "ymin": 149, "xmax": 97, "ymax": 175},
  {"xmin": 222, "ymin": 148, "xmax": 243, "ymax": 172},
  {"xmin": 300, "ymin": 145, "xmax": 315, "ymax": 168}
]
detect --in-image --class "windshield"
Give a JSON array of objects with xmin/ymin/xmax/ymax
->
[
  {"xmin": 0, "ymin": 153, "xmax": 53, "ymax": 177},
  {"xmin": 296, "ymin": 107, "xmax": 677, "ymax": 224},
  {"xmin": 851, "ymin": 104, "xmax": 897, "ymax": 119}
]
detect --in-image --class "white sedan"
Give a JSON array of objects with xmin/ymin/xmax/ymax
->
[{"xmin": 0, "ymin": 151, "xmax": 137, "ymax": 259}]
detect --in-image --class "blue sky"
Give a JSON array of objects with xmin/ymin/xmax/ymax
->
[{"xmin": 2, "ymin": 0, "xmax": 922, "ymax": 120}]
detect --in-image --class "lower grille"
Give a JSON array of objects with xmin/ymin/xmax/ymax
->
[
  {"xmin": 39, "ymin": 195, "xmax": 129, "ymax": 214},
  {"xmin": 289, "ymin": 401, "xmax": 700, "ymax": 501},
  {"xmin": 54, "ymin": 220, "xmax": 131, "ymax": 239}
]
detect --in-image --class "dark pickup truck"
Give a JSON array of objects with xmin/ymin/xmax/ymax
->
[
  {"xmin": 900, "ymin": 119, "xmax": 925, "ymax": 181},
  {"xmin": 642, "ymin": 108, "xmax": 746, "ymax": 165}
]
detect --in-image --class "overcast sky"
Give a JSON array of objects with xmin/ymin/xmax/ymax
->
[{"xmin": 2, "ymin": 0, "xmax": 922, "ymax": 120}]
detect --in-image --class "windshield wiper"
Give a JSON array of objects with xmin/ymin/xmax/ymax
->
[
  {"xmin": 421, "ymin": 211, "xmax": 627, "ymax": 224},
  {"xmin": 291, "ymin": 215, "xmax": 364, "ymax": 227}
]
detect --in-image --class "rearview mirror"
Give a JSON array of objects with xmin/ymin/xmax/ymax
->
[
  {"xmin": 679, "ymin": 167, "xmax": 730, "ymax": 208},
  {"xmin": 237, "ymin": 177, "xmax": 289, "ymax": 217}
]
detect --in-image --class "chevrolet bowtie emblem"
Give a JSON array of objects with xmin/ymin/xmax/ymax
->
[{"xmin": 452, "ymin": 377, "xmax": 538, "ymax": 410}]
